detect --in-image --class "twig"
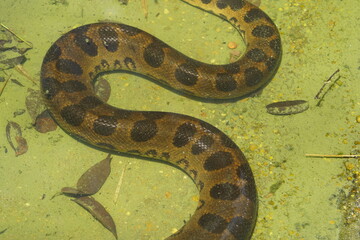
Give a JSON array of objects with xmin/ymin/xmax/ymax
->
[
  {"xmin": 305, "ymin": 154, "xmax": 359, "ymax": 159},
  {"xmin": 14, "ymin": 64, "xmax": 38, "ymax": 85},
  {"xmin": 0, "ymin": 23, "xmax": 33, "ymax": 48},
  {"xmin": 141, "ymin": 0, "xmax": 148, "ymax": 18},
  {"xmin": 113, "ymin": 162, "xmax": 128, "ymax": 204},
  {"xmin": 0, "ymin": 73, "xmax": 12, "ymax": 97},
  {"xmin": 314, "ymin": 69, "xmax": 340, "ymax": 99}
]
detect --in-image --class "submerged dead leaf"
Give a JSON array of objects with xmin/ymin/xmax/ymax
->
[
  {"xmin": 61, "ymin": 154, "xmax": 112, "ymax": 196},
  {"xmin": 6, "ymin": 121, "xmax": 28, "ymax": 156},
  {"xmin": 25, "ymin": 88, "xmax": 47, "ymax": 124},
  {"xmin": 72, "ymin": 196, "xmax": 118, "ymax": 239}
]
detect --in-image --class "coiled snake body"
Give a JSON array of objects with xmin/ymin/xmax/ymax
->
[{"xmin": 41, "ymin": 0, "xmax": 281, "ymax": 239}]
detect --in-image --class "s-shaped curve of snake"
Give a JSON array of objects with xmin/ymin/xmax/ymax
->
[{"xmin": 40, "ymin": 0, "xmax": 281, "ymax": 239}]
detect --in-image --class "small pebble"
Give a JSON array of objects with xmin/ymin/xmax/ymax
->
[
  {"xmin": 227, "ymin": 41, "xmax": 237, "ymax": 49},
  {"xmin": 356, "ymin": 115, "xmax": 360, "ymax": 123}
]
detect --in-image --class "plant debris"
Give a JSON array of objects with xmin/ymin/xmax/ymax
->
[{"xmin": 6, "ymin": 121, "xmax": 28, "ymax": 156}]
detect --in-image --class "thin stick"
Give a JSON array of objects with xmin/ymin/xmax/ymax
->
[
  {"xmin": 14, "ymin": 64, "xmax": 38, "ymax": 85},
  {"xmin": 314, "ymin": 69, "xmax": 340, "ymax": 99},
  {"xmin": 113, "ymin": 162, "xmax": 128, "ymax": 204},
  {"xmin": 305, "ymin": 154, "xmax": 359, "ymax": 159},
  {"xmin": 0, "ymin": 73, "xmax": 12, "ymax": 97},
  {"xmin": 141, "ymin": 0, "xmax": 148, "ymax": 18},
  {"xmin": 0, "ymin": 23, "xmax": 33, "ymax": 48}
]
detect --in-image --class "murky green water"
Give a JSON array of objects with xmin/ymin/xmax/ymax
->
[{"xmin": 0, "ymin": 0, "xmax": 359, "ymax": 239}]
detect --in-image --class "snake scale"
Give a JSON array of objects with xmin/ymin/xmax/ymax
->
[{"xmin": 40, "ymin": 0, "xmax": 281, "ymax": 239}]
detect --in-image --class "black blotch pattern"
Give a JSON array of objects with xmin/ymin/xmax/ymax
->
[
  {"xmin": 269, "ymin": 38, "xmax": 282, "ymax": 55},
  {"xmin": 124, "ymin": 57, "xmax": 136, "ymax": 70},
  {"xmin": 114, "ymin": 59, "xmax": 122, "ymax": 69},
  {"xmin": 143, "ymin": 42, "xmax": 165, "ymax": 68},
  {"xmin": 227, "ymin": 216, "xmax": 253, "ymax": 239},
  {"xmin": 223, "ymin": 63, "xmax": 240, "ymax": 74},
  {"xmin": 252, "ymin": 25, "xmax": 274, "ymax": 38},
  {"xmin": 62, "ymin": 80, "xmax": 87, "ymax": 93},
  {"xmin": 74, "ymin": 33, "xmax": 98, "ymax": 57},
  {"xmin": 113, "ymin": 109, "xmax": 131, "ymax": 119},
  {"xmin": 201, "ymin": 0, "xmax": 211, "ymax": 4},
  {"xmin": 246, "ymin": 48, "xmax": 267, "ymax": 62},
  {"xmin": 198, "ymin": 180, "xmax": 204, "ymax": 191},
  {"xmin": 215, "ymin": 73, "xmax": 237, "ymax": 92},
  {"xmin": 244, "ymin": 67, "xmax": 263, "ymax": 86},
  {"xmin": 216, "ymin": 0, "xmax": 245, "ymax": 11},
  {"xmin": 43, "ymin": 44, "xmax": 61, "ymax": 63},
  {"xmin": 221, "ymin": 135, "xmax": 237, "ymax": 149},
  {"xmin": 237, "ymin": 164, "xmax": 257, "ymax": 202},
  {"xmin": 93, "ymin": 115, "xmax": 117, "ymax": 136},
  {"xmin": 210, "ymin": 183, "xmax": 241, "ymax": 200},
  {"xmin": 145, "ymin": 149, "xmax": 157, "ymax": 157},
  {"xmin": 197, "ymin": 199, "xmax": 205, "ymax": 210},
  {"xmin": 189, "ymin": 169, "xmax": 198, "ymax": 180},
  {"xmin": 198, "ymin": 213, "xmax": 228, "ymax": 234},
  {"xmin": 174, "ymin": 62, "xmax": 199, "ymax": 86},
  {"xmin": 173, "ymin": 122, "xmax": 197, "ymax": 147},
  {"xmin": 131, "ymin": 120, "xmax": 157, "ymax": 142},
  {"xmin": 60, "ymin": 104, "xmax": 86, "ymax": 126},
  {"xmin": 210, "ymin": 183, "xmax": 241, "ymax": 201},
  {"xmin": 191, "ymin": 135, "xmax": 214, "ymax": 155},
  {"xmin": 56, "ymin": 59, "xmax": 83, "ymax": 75},
  {"xmin": 101, "ymin": 59, "xmax": 110, "ymax": 68},
  {"xmin": 176, "ymin": 158, "xmax": 189, "ymax": 169},
  {"xmin": 41, "ymin": 77, "xmax": 60, "ymax": 100},
  {"xmin": 161, "ymin": 152, "xmax": 170, "ymax": 160},
  {"xmin": 204, "ymin": 151, "xmax": 233, "ymax": 171},
  {"xmin": 98, "ymin": 26, "xmax": 119, "ymax": 52},
  {"xmin": 80, "ymin": 96, "xmax": 103, "ymax": 109},
  {"xmin": 266, "ymin": 57, "xmax": 277, "ymax": 71},
  {"xmin": 244, "ymin": 8, "xmax": 267, "ymax": 23},
  {"xmin": 119, "ymin": 24, "xmax": 142, "ymax": 36}
]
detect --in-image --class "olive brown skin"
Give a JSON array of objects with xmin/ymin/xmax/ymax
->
[{"xmin": 41, "ymin": 0, "xmax": 281, "ymax": 239}]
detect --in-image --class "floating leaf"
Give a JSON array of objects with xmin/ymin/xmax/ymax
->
[
  {"xmin": 72, "ymin": 196, "xmax": 118, "ymax": 239},
  {"xmin": 62, "ymin": 154, "xmax": 112, "ymax": 196},
  {"xmin": 266, "ymin": 100, "xmax": 309, "ymax": 115},
  {"xmin": 35, "ymin": 110, "xmax": 57, "ymax": 133},
  {"xmin": 25, "ymin": 88, "xmax": 47, "ymax": 124},
  {"xmin": 6, "ymin": 121, "xmax": 28, "ymax": 156},
  {"xmin": 95, "ymin": 77, "xmax": 111, "ymax": 102}
]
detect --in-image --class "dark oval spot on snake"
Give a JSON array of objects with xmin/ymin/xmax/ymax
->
[
  {"xmin": 191, "ymin": 135, "xmax": 214, "ymax": 155},
  {"xmin": 215, "ymin": 73, "xmax": 237, "ymax": 92},
  {"xmin": 174, "ymin": 62, "xmax": 199, "ymax": 86},
  {"xmin": 74, "ymin": 33, "xmax": 98, "ymax": 57},
  {"xmin": 266, "ymin": 57, "xmax": 278, "ymax": 71},
  {"xmin": 79, "ymin": 96, "xmax": 103, "ymax": 109},
  {"xmin": 216, "ymin": 0, "xmax": 245, "ymax": 11},
  {"xmin": 43, "ymin": 44, "xmax": 61, "ymax": 63},
  {"xmin": 61, "ymin": 80, "xmax": 87, "ymax": 93},
  {"xmin": 60, "ymin": 104, "xmax": 85, "ymax": 126},
  {"xmin": 198, "ymin": 213, "xmax": 228, "ymax": 234},
  {"xmin": 93, "ymin": 115, "xmax": 117, "ymax": 136},
  {"xmin": 244, "ymin": 67, "xmax": 263, "ymax": 86},
  {"xmin": 41, "ymin": 77, "xmax": 61, "ymax": 100},
  {"xmin": 223, "ymin": 63, "xmax": 240, "ymax": 74},
  {"xmin": 56, "ymin": 59, "xmax": 83, "ymax": 75},
  {"xmin": 252, "ymin": 25, "xmax": 275, "ymax": 38},
  {"xmin": 220, "ymin": 134, "xmax": 237, "ymax": 149},
  {"xmin": 246, "ymin": 48, "xmax": 267, "ymax": 62},
  {"xmin": 244, "ymin": 8, "xmax": 268, "ymax": 23},
  {"xmin": 143, "ymin": 42, "xmax": 165, "ymax": 68},
  {"xmin": 204, "ymin": 151, "xmax": 233, "ymax": 171},
  {"xmin": 98, "ymin": 26, "xmax": 119, "ymax": 52},
  {"xmin": 124, "ymin": 57, "xmax": 136, "ymax": 70},
  {"xmin": 270, "ymin": 38, "xmax": 282, "ymax": 55},
  {"xmin": 237, "ymin": 164, "xmax": 257, "ymax": 202},
  {"xmin": 228, "ymin": 216, "xmax": 253, "ymax": 239},
  {"xmin": 210, "ymin": 183, "xmax": 241, "ymax": 200},
  {"xmin": 131, "ymin": 120, "xmax": 157, "ymax": 142},
  {"xmin": 173, "ymin": 122, "xmax": 197, "ymax": 147},
  {"xmin": 119, "ymin": 24, "xmax": 142, "ymax": 36}
]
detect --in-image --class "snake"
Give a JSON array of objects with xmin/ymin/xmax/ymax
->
[{"xmin": 40, "ymin": 0, "xmax": 281, "ymax": 239}]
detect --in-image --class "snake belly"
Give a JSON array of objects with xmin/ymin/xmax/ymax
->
[{"xmin": 40, "ymin": 0, "xmax": 281, "ymax": 239}]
